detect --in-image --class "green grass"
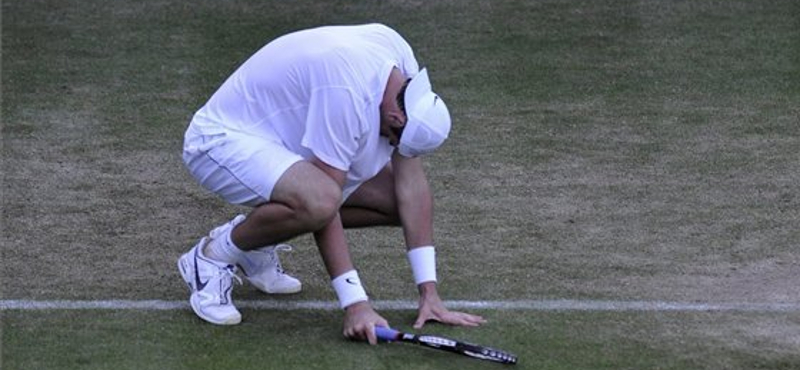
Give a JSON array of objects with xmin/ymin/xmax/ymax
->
[
  {"xmin": 3, "ymin": 0, "xmax": 800, "ymax": 369},
  {"xmin": 5, "ymin": 310, "xmax": 799, "ymax": 370}
]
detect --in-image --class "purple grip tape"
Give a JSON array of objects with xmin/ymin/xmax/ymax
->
[{"xmin": 375, "ymin": 326, "xmax": 401, "ymax": 341}]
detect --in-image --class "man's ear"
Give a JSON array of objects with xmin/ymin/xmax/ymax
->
[{"xmin": 387, "ymin": 110, "xmax": 406, "ymax": 127}]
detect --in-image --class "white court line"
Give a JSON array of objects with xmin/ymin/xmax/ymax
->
[{"xmin": 1, "ymin": 299, "xmax": 800, "ymax": 312}]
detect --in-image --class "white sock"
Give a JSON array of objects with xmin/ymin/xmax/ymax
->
[{"xmin": 203, "ymin": 228, "xmax": 246, "ymax": 265}]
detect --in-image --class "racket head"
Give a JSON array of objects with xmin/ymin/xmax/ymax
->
[
  {"xmin": 458, "ymin": 342, "xmax": 518, "ymax": 364},
  {"xmin": 377, "ymin": 327, "xmax": 518, "ymax": 365}
]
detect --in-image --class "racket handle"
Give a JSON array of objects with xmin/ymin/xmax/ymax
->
[{"xmin": 375, "ymin": 326, "xmax": 401, "ymax": 342}]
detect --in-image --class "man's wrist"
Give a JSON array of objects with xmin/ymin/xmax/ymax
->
[
  {"xmin": 343, "ymin": 300, "xmax": 372, "ymax": 313},
  {"xmin": 332, "ymin": 270, "xmax": 368, "ymax": 309},
  {"xmin": 417, "ymin": 280, "xmax": 438, "ymax": 295}
]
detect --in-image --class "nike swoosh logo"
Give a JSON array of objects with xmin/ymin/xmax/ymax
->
[
  {"xmin": 345, "ymin": 277, "xmax": 359, "ymax": 285},
  {"xmin": 194, "ymin": 248, "xmax": 209, "ymax": 291}
]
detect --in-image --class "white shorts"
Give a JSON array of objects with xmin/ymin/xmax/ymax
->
[{"xmin": 183, "ymin": 127, "xmax": 303, "ymax": 207}]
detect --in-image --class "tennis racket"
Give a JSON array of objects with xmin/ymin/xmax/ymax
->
[{"xmin": 375, "ymin": 326, "xmax": 518, "ymax": 365}]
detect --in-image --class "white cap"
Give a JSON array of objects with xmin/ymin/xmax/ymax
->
[{"xmin": 397, "ymin": 68, "xmax": 451, "ymax": 157}]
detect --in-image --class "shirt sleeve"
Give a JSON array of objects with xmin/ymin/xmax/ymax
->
[{"xmin": 301, "ymin": 86, "xmax": 366, "ymax": 171}]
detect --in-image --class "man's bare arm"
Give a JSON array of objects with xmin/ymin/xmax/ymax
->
[{"xmin": 309, "ymin": 156, "xmax": 389, "ymax": 344}]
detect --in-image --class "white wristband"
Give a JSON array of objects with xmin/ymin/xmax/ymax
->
[
  {"xmin": 407, "ymin": 246, "xmax": 437, "ymax": 285},
  {"xmin": 331, "ymin": 270, "xmax": 368, "ymax": 309}
]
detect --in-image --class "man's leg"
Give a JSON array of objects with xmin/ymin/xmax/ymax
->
[
  {"xmin": 206, "ymin": 160, "xmax": 340, "ymax": 297},
  {"xmin": 340, "ymin": 165, "xmax": 400, "ymax": 228},
  {"xmin": 230, "ymin": 160, "xmax": 343, "ymax": 249},
  {"xmin": 180, "ymin": 131, "xmax": 341, "ymax": 324}
]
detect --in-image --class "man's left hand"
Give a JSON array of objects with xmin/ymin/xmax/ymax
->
[{"xmin": 413, "ymin": 283, "xmax": 487, "ymax": 329}]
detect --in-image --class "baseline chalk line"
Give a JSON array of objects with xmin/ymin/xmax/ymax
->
[{"xmin": 2, "ymin": 299, "xmax": 799, "ymax": 312}]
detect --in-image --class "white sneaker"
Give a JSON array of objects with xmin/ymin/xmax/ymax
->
[
  {"xmin": 201, "ymin": 214, "xmax": 302, "ymax": 294},
  {"xmin": 178, "ymin": 237, "xmax": 242, "ymax": 325},
  {"xmin": 239, "ymin": 244, "xmax": 302, "ymax": 294}
]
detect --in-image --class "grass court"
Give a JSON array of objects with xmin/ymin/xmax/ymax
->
[{"xmin": 2, "ymin": 0, "xmax": 799, "ymax": 369}]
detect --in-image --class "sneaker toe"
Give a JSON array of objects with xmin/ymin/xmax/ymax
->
[{"xmin": 190, "ymin": 294, "xmax": 242, "ymax": 325}]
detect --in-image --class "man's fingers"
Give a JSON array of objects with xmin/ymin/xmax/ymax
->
[
  {"xmin": 365, "ymin": 318, "xmax": 389, "ymax": 344},
  {"xmin": 366, "ymin": 323, "xmax": 377, "ymax": 345},
  {"xmin": 414, "ymin": 312, "xmax": 486, "ymax": 329},
  {"xmin": 344, "ymin": 327, "xmax": 359, "ymax": 341},
  {"xmin": 458, "ymin": 312, "xmax": 487, "ymax": 326},
  {"xmin": 413, "ymin": 313, "xmax": 425, "ymax": 329},
  {"xmin": 413, "ymin": 312, "xmax": 438, "ymax": 329},
  {"xmin": 344, "ymin": 325, "xmax": 377, "ymax": 344},
  {"xmin": 343, "ymin": 302, "xmax": 389, "ymax": 344}
]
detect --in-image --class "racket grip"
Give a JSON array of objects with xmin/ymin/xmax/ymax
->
[{"xmin": 375, "ymin": 326, "xmax": 401, "ymax": 342}]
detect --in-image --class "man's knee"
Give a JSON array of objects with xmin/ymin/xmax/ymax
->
[
  {"xmin": 301, "ymin": 182, "xmax": 341, "ymax": 229},
  {"xmin": 272, "ymin": 161, "xmax": 342, "ymax": 230}
]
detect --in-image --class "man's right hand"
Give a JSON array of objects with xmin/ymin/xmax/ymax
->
[{"xmin": 343, "ymin": 301, "xmax": 389, "ymax": 345}]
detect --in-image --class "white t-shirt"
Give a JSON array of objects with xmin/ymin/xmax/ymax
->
[{"xmin": 191, "ymin": 24, "xmax": 420, "ymax": 198}]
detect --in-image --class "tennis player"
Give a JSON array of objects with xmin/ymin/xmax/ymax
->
[{"xmin": 178, "ymin": 23, "xmax": 486, "ymax": 344}]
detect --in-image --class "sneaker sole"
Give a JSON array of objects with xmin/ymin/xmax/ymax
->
[{"xmin": 245, "ymin": 278, "xmax": 302, "ymax": 295}]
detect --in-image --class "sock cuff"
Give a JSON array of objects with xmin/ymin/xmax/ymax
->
[{"xmin": 205, "ymin": 224, "xmax": 246, "ymax": 265}]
